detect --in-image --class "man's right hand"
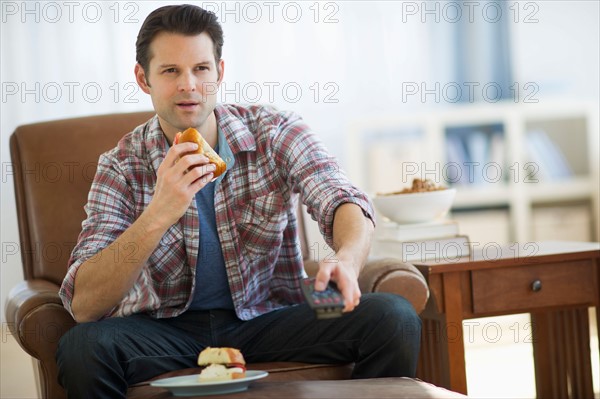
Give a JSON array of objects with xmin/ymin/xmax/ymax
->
[
  {"xmin": 147, "ymin": 141, "xmax": 216, "ymax": 229},
  {"xmin": 71, "ymin": 141, "xmax": 216, "ymax": 323}
]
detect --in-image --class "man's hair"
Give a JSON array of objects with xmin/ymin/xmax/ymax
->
[{"xmin": 136, "ymin": 4, "xmax": 224, "ymax": 73}]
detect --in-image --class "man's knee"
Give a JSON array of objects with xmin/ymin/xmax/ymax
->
[
  {"xmin": 360, "ymin": 293, "xmax": 422, "ymax": 343},
  {"xmin": 56, "ymin": 320, "xmax": 122, "ymax": 369}
]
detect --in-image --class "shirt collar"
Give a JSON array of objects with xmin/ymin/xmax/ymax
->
[
  {"xmin": 215, "ymin": 125, "xmax": 235, "ymax": 185},
  {"xmin": 144, "ymin": 115, "xmax": 169, "ymax": 176},
  {"xmin": 214, "ymin": 103, "xmax": 256, "ymax": 154}
]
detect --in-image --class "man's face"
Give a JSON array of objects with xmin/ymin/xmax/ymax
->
[{"xmin": 135, "ymin": 31, "xmax": 224, "ymax": 139}]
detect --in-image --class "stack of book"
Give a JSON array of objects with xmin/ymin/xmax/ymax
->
[{"xmin": 371, "ymin": 219, "xmax": 470, "ymax": 263}]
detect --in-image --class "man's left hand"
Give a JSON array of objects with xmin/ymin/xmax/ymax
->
[{"xmin": 314, "ymin": 255, "xmax": 361, "ymax": 313}]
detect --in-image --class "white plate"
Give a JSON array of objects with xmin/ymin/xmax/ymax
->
[{"xmin": 150, "ymin": 370, "xmax": 269, "ymax": 397}]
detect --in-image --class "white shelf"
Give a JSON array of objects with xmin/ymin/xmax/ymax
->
[
  {"xmin": 525, "ymin": 177, "xmax": 596, "ymax": 203},
  {"xmin": 347, "ymin": 101, "xmax": 600, "ymax": 243},
  {"xmin": 453, "ymin": 185, "xmax": 511, "ymax": 208}
]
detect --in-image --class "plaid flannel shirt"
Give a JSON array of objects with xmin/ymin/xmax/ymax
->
[{"xmin": 59, "ymin": 104, "xmax": 375, "ymax": 320}]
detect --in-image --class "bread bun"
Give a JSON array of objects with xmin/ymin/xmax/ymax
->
[
  {"xmin": 198, "ymin": 364, "xmax": 245, "ymax": 382},
  {"xmin": 175, "ymin": 128, "xmax": 227, "ymax": 178},
  {"xmin": 197, "ymin": 347, "xmax": 245, "ymax": 366},
  {"xmin": 197, "ymin": 347, "xmax": 246, "ymax": 382}
]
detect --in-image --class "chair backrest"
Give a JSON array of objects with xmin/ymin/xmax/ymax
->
[
  {"xmin": 10, "ymin": 112, "xmax": 154, "ymax": 284},
  {"xmin": 10, "ymin": 112, "xmax": 314, "ymax": 284}
]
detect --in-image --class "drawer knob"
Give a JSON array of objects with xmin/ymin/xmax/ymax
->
[{"xmin": 531, "ymin": 280, "xmax": 542, "ymax": 292}]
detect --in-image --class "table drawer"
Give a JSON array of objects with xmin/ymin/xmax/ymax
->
[{"xmin": 471, "ymin": 260, "xmax": 596, "ymax": 315}]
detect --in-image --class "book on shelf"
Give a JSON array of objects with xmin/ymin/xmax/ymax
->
[
  {"xmin": 489, "ymin": 132, "xmax": 505, "ymax": 173},
  {"xmin": 445, "ymin": 134, "xmax": 469, "ymax": 185},
  {"xmin": 371, "ymin": 234, "xmax": 471, "ymax": 263},
  {"xmin": 444, "ymin": 124, "xmax": 507, "ymax": 187},
  {"xmin": 466, "ymin": 131, "xmax": 489, "ymax": 185},
  {"xmin": 375, "ymin": 219, "xmax": 460, "ymax": 242},
  {"xmin": 525, "ymin": 129, "xmax": 572, "ymax": 181}
]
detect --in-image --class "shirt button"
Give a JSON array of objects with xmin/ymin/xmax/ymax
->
[{"xmin": 225, "ymin": 157, "xmax": 232, "ymax": 163}]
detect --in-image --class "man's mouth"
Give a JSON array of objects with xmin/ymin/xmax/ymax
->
[{"xmin": 176, "ymin": 101, "xmax": 200, "ymax": 110}]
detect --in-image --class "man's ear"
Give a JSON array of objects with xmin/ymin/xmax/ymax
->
[
  {"xmin": 135, "ymin": 63, "xmax": 151, "ymax": 94},
  {"xmin": 217, "ymin": 59, "xmax": 225, "ymax": 85}
]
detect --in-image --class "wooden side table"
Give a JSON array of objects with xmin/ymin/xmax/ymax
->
[{"xmin": 413, "ymin": 241, "xmax": 600, "ymax": 398}]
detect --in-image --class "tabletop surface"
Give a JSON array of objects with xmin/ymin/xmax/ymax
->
[
  {"xmin": 414, "ymin": 241, "xmax": 600, "ymax": 273},
  {"xmin": 129, "ymin": 377, "xmax": 467, "ymax": 399}
]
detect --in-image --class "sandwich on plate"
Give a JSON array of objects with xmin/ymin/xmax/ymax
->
[{"xmin": 197, "ymin": 347, "xmax": 247, "ymax": 382}]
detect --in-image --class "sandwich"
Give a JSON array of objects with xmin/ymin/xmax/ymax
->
[
  {"xmin": 197, "ymin": 347, "xmax": 246, "ymax": 382},
  {"xmin": 174, "ymin": 127, "xmax": 227, "ymax": 178}
]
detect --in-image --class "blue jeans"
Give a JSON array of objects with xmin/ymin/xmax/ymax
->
[{"xmin": 56, "ymin": 293, "xmax": 421, "ymax": 398}]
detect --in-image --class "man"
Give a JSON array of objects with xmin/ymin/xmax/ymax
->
[{"xmin": 57, "ymin": 4, "xmax": 421, "ymax": 398}]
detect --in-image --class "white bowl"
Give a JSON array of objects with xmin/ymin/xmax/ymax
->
[{"xmin": 372, "ymin": 188, "xmax": 456, "ymax": 224}]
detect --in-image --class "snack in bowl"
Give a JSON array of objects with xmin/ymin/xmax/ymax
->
[
  {"xmin": 373, "ymin": 179, "xmax": 456, "ymax": 224},
  {"xmin": 378, "ymin": 178, "xmax": 447, "ymax": 195},
  {"xmin": 197, "ymin": 347, "xmax": 246, "ymax": 382},
  {"xmin": 174, "ymin": 127, "xmax": 227, "ymax": 178}
]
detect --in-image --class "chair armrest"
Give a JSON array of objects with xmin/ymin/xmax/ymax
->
[
  {"xmin": 5, "ymin": 279, "xmax": 76, "ymax": 360},
  {"xmin": 358, "ymin": 259, "xmax": 429, "ymax": 314}
]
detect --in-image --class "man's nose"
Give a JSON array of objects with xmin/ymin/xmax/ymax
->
[{"xmin": 177, "ymin": 71, "xmax": 196, "ymax": 92}]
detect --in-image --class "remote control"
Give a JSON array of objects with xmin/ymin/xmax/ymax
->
[{"xmin": 301, "ymin": 278, "xmax": 345, "ymax": 319}]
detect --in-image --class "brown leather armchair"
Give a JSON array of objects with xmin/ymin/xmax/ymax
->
[{"xmin": 5, "ymin": 112, "xmax": 429, "ymax": 399}]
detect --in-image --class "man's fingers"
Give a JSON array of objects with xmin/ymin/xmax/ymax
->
[
  {"xmin": 340, "ymin": 282, "xmax": 361, "ymax": 312},
  {"xmin": 353, "ymin": 289, "xmax": 361, "ymax": 307},
  {"xmin": 177, "ymin": 155, "xmax": 212, "ymax": 175},
  {"xmin": 314, "ymin": 264, "xmax": 334, "ymax": 291},
  {"xmin": 166, "ymin": 142, "xmax": 198, "ymax": 163},
  {"xmin": 189, "ymin": 172, "xmax": 215, "ymax": 193},
  {"xmin": 342, "ymin": 288, "xmax": 355, "ymax": 312}
]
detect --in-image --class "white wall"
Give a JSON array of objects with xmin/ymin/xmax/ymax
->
[
  {"xmin": 1, "ymin": 1, "xmax": 598, "ymax": 322},
  {"xmin": 510, "ymin": 0, "xmax": 599, "ymax": 100}
]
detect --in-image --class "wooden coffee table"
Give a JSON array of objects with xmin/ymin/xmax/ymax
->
[
  {"xmin": 414, "ymin": 241, "xmax": 600, "ymax": 398},
  {"xmin": 129, "ymin": 377, "xmax": 466, "ymax": 398}
]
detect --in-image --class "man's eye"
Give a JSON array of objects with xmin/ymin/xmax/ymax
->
[
  {"xmin": 164, "ymin": 68, "xmax": 177, "ymax": 73},
  {"xmin": 196, "ymin": 66, "xmax": 208, "ymax": 71}
]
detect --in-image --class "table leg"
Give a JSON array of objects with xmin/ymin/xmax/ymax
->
[
  {"xmin": 441, "ymin": 272, "xmax": 468, "ymax": 395},
  {"xmin": 531, "ymin": 308, "xmax": 594, "ymax": 399},
  {"xmin": 417, "ymin": 272, "xmax": 467, "ymax": 394},
  {"xmin": 418, "ymin": 317, "xmax": 450, "ymax": 388}
]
